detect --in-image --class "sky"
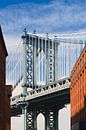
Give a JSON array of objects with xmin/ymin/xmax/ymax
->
[
  {"xmin": 0, "ymin": 0, "xmax": 86, "ymax": 53},
  {"xmin": 0, "ymin": 0, "xmax": 85, "ymax": 130}
]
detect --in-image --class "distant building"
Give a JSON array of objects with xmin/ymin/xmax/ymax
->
[
  {"xmin": 70, "ymin": 45, "xmax": 86, "ymax": 130},
  {"xmin": 0, "ymin": 26, "xmax": 11, "ymax": 130}
]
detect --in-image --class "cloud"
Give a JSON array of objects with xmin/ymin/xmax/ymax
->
[
  {"xmin": 0, "ymin": 0, "xmax": 86, "ymax": 34},
  {"xmin": 0, "ymin": 0, "xmax": 86, "ymax": 52}
]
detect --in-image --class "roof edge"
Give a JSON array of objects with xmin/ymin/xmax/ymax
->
[{"xmin": 0, "ymin": 25, "xmax": 8, "ymax": 56}]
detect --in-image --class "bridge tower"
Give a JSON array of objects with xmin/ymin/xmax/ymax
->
[
  {"xmin": 16, "ymin": 31, "xmax": 59, "ymax": 130},
  {"xmin": 21, "ymin": 31, "xmax": 58, "ymax": 94}
]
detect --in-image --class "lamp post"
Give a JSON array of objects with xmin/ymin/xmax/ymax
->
[{"xmin": 17, "ymin": 100, "xmax": 28, "ymax": 130}]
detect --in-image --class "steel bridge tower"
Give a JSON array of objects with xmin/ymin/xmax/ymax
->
[{"xmin": 21, "ymin": 31, "xmax": 58, "ymax": 95}]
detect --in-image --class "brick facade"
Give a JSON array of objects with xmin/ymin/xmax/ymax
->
[
  {"xmin": 70, "ymin": 46, "xmax": 86, "ymax": 130},
  {"xmin": 0, "ymin": 26, "xmax": 11, "ymax": 130}
]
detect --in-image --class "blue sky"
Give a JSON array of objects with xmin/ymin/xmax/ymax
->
[
  {"xmin": 0, "ymin": 0, "xmax": 51, "ymax": 8},
  {"xmin": 0, "ymin": 0, "xmax": 86, "ymax": 52},
  {"xmin": 1, "ymin": 0, "xmax": 86, "ymax": 34},
  {"xmin": 0, "ymin": 0, "xmax": 86, "ymax": 7}
]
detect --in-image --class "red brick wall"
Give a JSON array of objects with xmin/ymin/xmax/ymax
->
[
  {"xmin": 0, "ymin": 30, "xmax": 11, "ymax": 130},
  {"xmin": 70, "ymin": 46, "xmax": 86, "ymax": 126},
  {"xmin": 0, "ymin": 38, "xmax": 6, "ymax": 130}
]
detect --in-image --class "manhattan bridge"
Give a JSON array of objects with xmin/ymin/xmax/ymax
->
[{"xmin": 6, "ymin": 30, "xmax": 86, "ymax": 130}]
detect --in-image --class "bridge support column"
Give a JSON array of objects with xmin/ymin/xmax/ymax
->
[
  {"xmin": 53, "ymin": 110, "xmax": 59, "ymax": 130},
  {"xmin": 22, "ymin": 34, "xmax": 27, "ymax": 95},
  {"xmin": 45, "ymin": 111, "xmax": 50, "ymax": 130},
  {"xmin": 26, "ymin": 111, "xmax": 33, "ymax": 130},
  {"xmin": 45, "ymin": 110, "xmax": 59, "ymax": 130},
  {"xmin": 21, "ymin": 104, "xmax": 28, "ymax": 130},
  {"xmin": 33, "ymin": 110, "xmax": 37, "ymax": 129}
]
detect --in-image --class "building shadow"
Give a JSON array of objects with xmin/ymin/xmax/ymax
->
[{"xmin": 71, "ymin": 96, "xmax": 86, "ymax": 130}]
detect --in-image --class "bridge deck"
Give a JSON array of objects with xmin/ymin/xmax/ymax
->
[{"xmin": 11, "ymin": 77, "xmax": 70, "ymax": 105}]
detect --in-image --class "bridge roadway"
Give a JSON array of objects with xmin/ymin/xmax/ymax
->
[{"xmin": 11, "ymin": 77, "xmax": 70, "ymax": 115}]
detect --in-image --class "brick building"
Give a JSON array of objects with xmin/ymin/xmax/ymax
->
[
  {"xmin": 0, "ymin": 26, "xmax": 11, "ymax": 130},
  {"xmin": 70, "ymin": 46, "xmax": 86, "ymax": 130}
]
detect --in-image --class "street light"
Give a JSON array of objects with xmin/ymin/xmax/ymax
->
[{"xmin": 17, "ymin": 100, "xmax": 29, "ymax": 130}]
